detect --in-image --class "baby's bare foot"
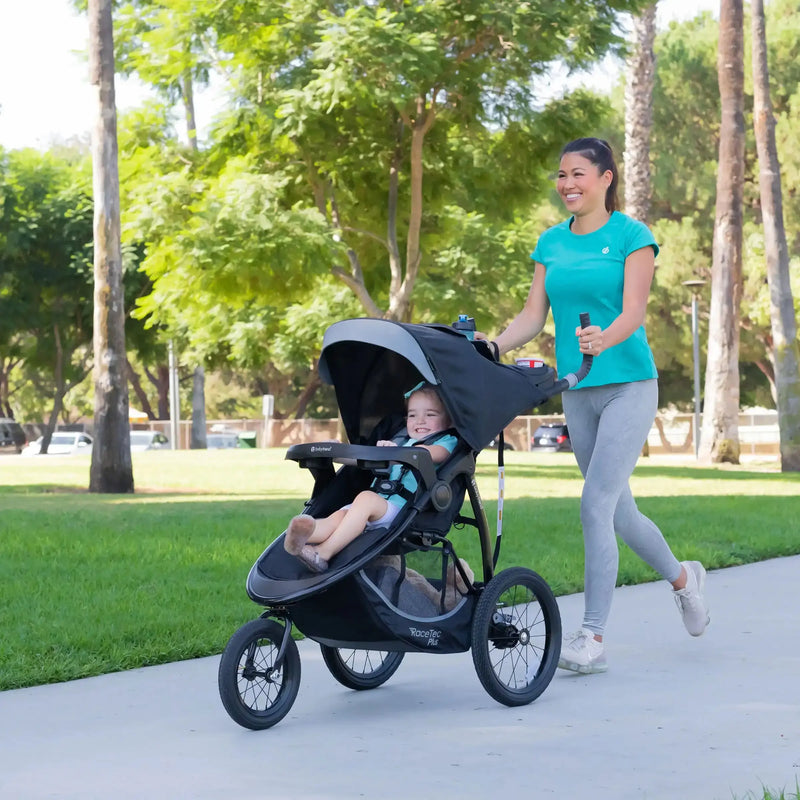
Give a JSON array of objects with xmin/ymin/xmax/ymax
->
[{"xmin": 284, "ymin": 514, "xmax": 316, "ymax": 555}]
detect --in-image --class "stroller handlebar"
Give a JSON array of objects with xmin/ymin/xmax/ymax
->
[{"xmin": 544, "ymin": 312, "xmax": 593, "ymax": 397}]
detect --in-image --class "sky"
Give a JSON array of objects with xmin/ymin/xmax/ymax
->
[{"xmin": 0, "ymin": 0, "xmax": 719, "ymax": 152}]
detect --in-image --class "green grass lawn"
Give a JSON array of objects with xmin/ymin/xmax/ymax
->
[{"xmin": 1, "ymin": 449, "xmax": 799, "ymax": 691}]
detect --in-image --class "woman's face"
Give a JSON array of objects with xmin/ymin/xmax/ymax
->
[{"xmin": 556, "ymin": 153, "xmax": 612, "ymax": 217}]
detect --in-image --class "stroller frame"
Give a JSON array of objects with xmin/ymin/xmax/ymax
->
[{"xmin": 218, "ymin": 316, "xmax": 591, "ymax": 729}]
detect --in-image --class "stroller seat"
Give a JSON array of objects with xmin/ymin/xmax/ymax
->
[{"xmin": 246, "ymin": 432, "xmax": 474, "ymax": 607}]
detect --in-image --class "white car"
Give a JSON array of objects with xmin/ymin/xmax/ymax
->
[
  {"xmin": 22, "ymin": 432, "xmax": 94, "ymax": 456},
  {"xmin": 129, "ymin": 430, "xmax": 170, "ymax": 452}
]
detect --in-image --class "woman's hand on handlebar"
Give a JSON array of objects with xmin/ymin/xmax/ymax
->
[
  {"xmin": 474, "ymin": 331, "xmax": 500, "ymax": 361},
  {"xmin": 576, "ymin": 324, "xmax": 604, "ymax": 357}
]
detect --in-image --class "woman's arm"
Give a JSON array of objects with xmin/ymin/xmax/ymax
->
[
  {"xmin": 577, "ymin": 246, "xmax": 655, "ymax": 356},
  {"xmin": 480, "ymin": 263, "xmax": 550, "ymax": 357}
]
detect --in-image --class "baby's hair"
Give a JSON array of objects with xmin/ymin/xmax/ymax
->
[{"xmin": 561, "ymin": 137, "xmax": 619, "ymax": 213}]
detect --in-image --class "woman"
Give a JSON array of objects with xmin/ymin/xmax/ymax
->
[{"xmin": 479, "ymin": 137, "xmax": 709, "ymax": 674}]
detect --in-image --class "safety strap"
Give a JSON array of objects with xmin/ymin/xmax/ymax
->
[{"xmin": 370, "ymin": 428, "xmax": 458, "ymax": 505}]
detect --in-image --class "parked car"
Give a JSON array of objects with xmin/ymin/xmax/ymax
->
[
  {"xmin": 0, "ymin": 418, "xmax": 27, "ymax": 454},
  {"xmin": 206, "ymin": 432, "xmax": 240, "ymax": 449},
  {"xmin": 531, "ymin": 423, "xmax": 572, "ymax": 452},
  {"xmin": 129, "ymin": 430, "xmax": 170, "ymax": 452},
  {"xmin": 21, "ymin": 431, "xmax": 93, "ymax": 456}
]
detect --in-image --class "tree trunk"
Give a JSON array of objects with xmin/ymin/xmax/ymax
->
[
  {"xmin": 0, "ymin": 354, "xmax": 22, "ymax": 418},
  {"xmin": 624, "ymin": 2, "xmax": 656, "ymax": 223},
  {"xmin": 292, "ymin": 369, "xmax": 322, "ymax": 419},
  {"xmin": 153, "ymin": 364, "xmax": 170, "ymax": 418},
  {"xmin": 751, "ymin": 0, "xmax": 800, "ymax": 471},
  {"xmin": 389, "ymin": 95, "xmax": 437, "ymax": 322},
  {"xmin": 181, "ymin": 69, "xmax": 198, "ymax": 151},
  {"xmin": 180, "ymin": 70, "xmax": 208, "ymax": 449},
  {"xmin": 190, "ymin": 365, "xmax": 207, "ymax": 448},
  {"xmin": 39, "ymin": 324, "xmax": 66, "ymax": 455},
  {"xmin": 125, "ymin": 359, "xmax": 156, "ymax": 419},
  {"xmin": 88, "ymin": 0, "xmax": 134, "ymax": 493},
  {"xmin": 699, "ymin": 0, "xmax": 745, "ymax": 465}
]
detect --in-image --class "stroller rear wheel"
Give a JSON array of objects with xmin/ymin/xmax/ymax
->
[
  {"xmin": 320, "ymin": 646, "xmax": 404, "ymax": 690},
  {"xmin": 218, "ymin": 617, "xmax": 301, "ymax": 730},
  {"xmin": 471, "ymin": 567, "xmax": 561, "ymax": 706}
]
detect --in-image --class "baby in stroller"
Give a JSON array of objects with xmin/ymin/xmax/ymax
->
[{"xmin": 283, "ymin": 382, "xmax": 458, "ymax": 573}]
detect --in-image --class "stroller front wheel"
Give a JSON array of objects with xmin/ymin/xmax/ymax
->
[
  {"xmin": 218, "ymin": 617, "xmax": 301, "ymax": 730},
  {"xmin": 471, "ymin": 567, "xmax": 561, "ymax": 707}
]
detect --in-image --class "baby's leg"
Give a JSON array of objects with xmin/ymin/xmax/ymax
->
[
  {"xmin": 314, "ymin": 491, "xmax": 389, "ymax": 562},
  {"xmin": 305, "ymin": 508, "xmax": 347, "ymax": 543}
]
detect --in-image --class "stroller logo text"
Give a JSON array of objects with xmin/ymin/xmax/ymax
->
[
  {"xmin": 408, "ymin": 627, "xmax": 442, "ymax": 647},
  {"xmin": 309, "ymin": 445, "xmax": 333, "ymax": 453}
]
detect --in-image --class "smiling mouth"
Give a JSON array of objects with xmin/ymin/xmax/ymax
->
[{"xmin": 565, "ymin": 193, "xmax": 582, "ymax": 201}]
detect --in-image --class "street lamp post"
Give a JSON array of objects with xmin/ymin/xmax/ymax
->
[{"xmin": 682, "ymin": 280, "xmax": 706, "ymax": 458}]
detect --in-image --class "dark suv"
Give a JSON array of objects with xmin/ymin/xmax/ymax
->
[
  {"xmin": 0, "ymin": 418, "xmax": 27, "ymax": 454},
  {"xmin": 531, "ymin": 422, "xmax": 571, "ymax": 452}
]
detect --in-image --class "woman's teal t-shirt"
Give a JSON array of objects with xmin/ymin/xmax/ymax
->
[{"xmin": 531, "ymin": 211, "xmax": 659, "ymax": 389}]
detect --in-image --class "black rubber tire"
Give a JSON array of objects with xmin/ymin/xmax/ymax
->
[
  {"xmin": 471, "ymin": 566, "xmax": 561, "ymax": 707},
  {"xmin": 218, "ymin": 618, "xmax": 301, "ymax": 730},
  {"xmin": 320, "ymin": 646, "xmax": 405, "ymax": 690}
]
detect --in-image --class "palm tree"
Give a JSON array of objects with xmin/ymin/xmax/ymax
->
[
  {"xmin": 88, "ymin": 0, "xmax": 134, "ymax": 492},
  {"xmin": 624, "ymin": 2, "xmax": 657, "ymax": 224},
  {"xmin": 699, "ymin": 0, "xmax": 745, "ymax": 464},
  {"xmin": 751, "ymin": 0, "xmax": 800, "ymax": 471}
]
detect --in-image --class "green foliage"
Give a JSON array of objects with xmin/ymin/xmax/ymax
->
[
  {"xmin": 0, "ymin": 148, "xmax": 95, "ymax": 419},
  {"xmin": 113, "ymin": 0, "xmax": 643, "ymax": 404}
]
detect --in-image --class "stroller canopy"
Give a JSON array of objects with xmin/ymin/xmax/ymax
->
[{"xmin": 318, "ymin": 319, "xmax": 555, "ymax": 452}]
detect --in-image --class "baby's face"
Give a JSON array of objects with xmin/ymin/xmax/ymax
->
[{"xmin": 406, "ymin": 391, "xmax": 449, "ymax": 439}]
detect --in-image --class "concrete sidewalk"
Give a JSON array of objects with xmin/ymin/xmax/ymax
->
[{"xmin": 1, "ymin": 557, "xmax": 798, "ymax": 800}]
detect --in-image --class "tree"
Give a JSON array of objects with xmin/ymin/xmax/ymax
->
[
  {"xmin": 751, "ymin": 0, "xmax": 800, "ymax": 471},
  {"xmin": 114, "ymin": 0, "xmax": 211, "ymax": 447},
  {"xmin": 0, "ymin": 149, "xmax": 95, "ymax": 440},
  {"xmin": 624, "ymin": 2, "xmax": 657, "ymax": 223},
  {"xmin": 641, "ymin": 2, "xmax": 800, "ymax": 412},
  {"xmin": 88, "ymin": 0, "xmax": 134, "ymax": 493},
  {"xmin": 119, "ymin": 1, "xmax": 648, "ymax": 322},
  {"xmin": 699, "ymin": 0, "xmax": 745, "ymax": 464}
]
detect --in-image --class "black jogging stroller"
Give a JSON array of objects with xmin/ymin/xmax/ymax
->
[{"xmin": 218, "ymin": 315, "xmax": 592, "ymax": 729}]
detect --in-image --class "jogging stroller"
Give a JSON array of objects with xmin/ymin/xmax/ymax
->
[{"xmin": 218, "ymin": 315, "xmax": 591, "ymax": 729}]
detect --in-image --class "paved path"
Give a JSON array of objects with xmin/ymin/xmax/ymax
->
[{"xmin": 1, "ymin": 557, "xmax": 799, "ymax": 800}]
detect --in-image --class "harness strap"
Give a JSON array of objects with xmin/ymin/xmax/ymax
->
[{"xmin": 370, "ymin": 429, "xmax": 457, "ymax": 504}]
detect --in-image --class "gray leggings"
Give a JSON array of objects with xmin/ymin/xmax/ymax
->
[{"xmin": 562, "ymin": 379, "xmax": 681, "ymax": 636}]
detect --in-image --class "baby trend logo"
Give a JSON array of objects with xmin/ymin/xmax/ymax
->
[{"xmin": 602, "ymin": 246, "xmax": 610, "ymax": 254}]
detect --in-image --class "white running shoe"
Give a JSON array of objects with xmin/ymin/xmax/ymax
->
[
  {"xmin": 673, "ymin": 560, "xmax": 710, "ymax": 637},
  {"xmin": 557, "ymin": 628, "xmax": 608, "ymax": 674}
]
